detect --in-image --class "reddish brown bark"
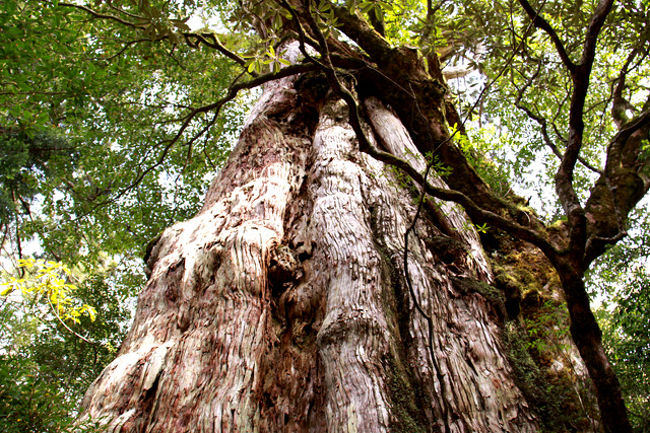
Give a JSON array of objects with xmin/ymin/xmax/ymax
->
[{"xmin": 81, "ymin": 64, "xmax": 548, "ymax": 432}]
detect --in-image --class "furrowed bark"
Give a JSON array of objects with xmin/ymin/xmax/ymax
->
[
  {"xmin": 81, "ymin": 63, "xmax": 544, "ymax": 432},
  {"xmin": 82, "ymin": 68, "xmax": 313, "ymax": 432}
]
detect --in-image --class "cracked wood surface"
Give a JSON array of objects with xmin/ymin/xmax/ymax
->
[{"xmin": 82, "ymin": 69, "xmax": 540, "ymax": 432}]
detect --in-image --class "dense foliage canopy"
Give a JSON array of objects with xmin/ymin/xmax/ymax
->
[{"xmin": 1, "ymin": 0, "xmax": 648, "ymax": 430}]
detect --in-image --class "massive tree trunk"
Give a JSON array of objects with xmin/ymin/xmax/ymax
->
[{"xmin": 81, "ymin": 60, "xmax": 587, "ymax": 432}]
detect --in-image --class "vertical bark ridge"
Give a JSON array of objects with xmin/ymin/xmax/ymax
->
[
  {"xmin": 81, "ymin": 71, "xmax": 312, "ymax": 433},
  {"xmin": 308, "ymin": 99, "xmax": 394, "ymax": 432},
  {"xmin": 363, "ymin": 96, "xmax": 491, "ymax": 277},
  {"xmin": 360, "ymin": 98, "xmax": 540, "ymax": 432}
]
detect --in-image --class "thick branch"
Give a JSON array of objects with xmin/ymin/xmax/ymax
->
[
  {"xmin": 553, "ymin": 0, "xmax": 614, "ymax": 261},
  {"xmin": 329, "ymin": 5, "xmax": 393, "ymax": 64},
  {"xmin": 563, "ymin": 0, "xmax": 615, "ymax": 174},
  {"xmin": 610, "ymin": 108, "xmax": 650, "ymax": 149},
  {"xmin": 610, "ymin": 49, "xmax": 639, "ymax": 127},
  {"xmin": 583, "ymin": 105, "xmax": 650, "ymax": 267}
]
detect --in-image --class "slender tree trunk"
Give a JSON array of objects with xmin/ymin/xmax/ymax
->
[
  {"xmin": 82, "ymin": 66, "xmax": 553, "ymax": 432},
  {"xmin": 559, "ymin": 270, "xmax": 632, "ymax": 433}
]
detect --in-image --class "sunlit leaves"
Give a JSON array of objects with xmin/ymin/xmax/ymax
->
[
  {"xmin": 0, "ymin": 0, "xmax": 647, "ymax": 428},
  {"xmin": 438, "ymin": 0, "xmax": 648, "ymax": 218},
  {"xmin": 246, "ymin": 45, "xmax": 291, "ymax": 74},
  {"xmin": 1, "ymin": 258, "xmax": 96, "ymax": 324},
  {"xmin": 453, "ymin": 123, "xmax": 516, "ymax": 199}
]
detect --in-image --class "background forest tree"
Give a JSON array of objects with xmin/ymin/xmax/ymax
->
[{"xmin": 0, "ymin": 0, "xmax": 649, "ymax": 432}]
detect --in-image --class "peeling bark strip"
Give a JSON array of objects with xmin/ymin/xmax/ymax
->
[{"xmin": 83, "ymin": 71, "xmax": 540, "ymax": 431}]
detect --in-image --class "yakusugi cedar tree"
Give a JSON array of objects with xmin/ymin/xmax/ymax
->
[{"xmin": 35, "ymin": 0, "xmax": 648, "ymax": 431}]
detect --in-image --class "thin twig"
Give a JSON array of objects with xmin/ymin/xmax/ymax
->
[
  {"xmin": 59, "ymin": 2, "xmax": 147, "ymax": 29},
  {"xmin": 48, "ymin": 297, "xmax": 95, "ymax": 345},
  {"xmin": 514, "ymin": 66, "xmax": 602, "ymax": 174},
  {"xmin": 61, "ymin": 2, "xmax": 248, "ymax": 69}
]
